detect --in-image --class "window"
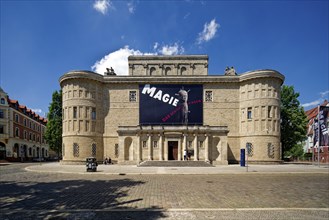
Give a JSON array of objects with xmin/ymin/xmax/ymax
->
[
  {"xmin": 268, "ymin": 106, "xmax": 272, "ymax": 118},
  {"xmin": 73, "ymin": 143, "xmax": 79, "ymax": 157},
  {"xmin": 15, "ymin": 127, "xmax": 20, "ymax": 137},
  {"xmin": 73, "ymin": 107, "xmax": 77, "ymax": 119},
  {"xmin": 0, "ymin": 98, "xmax": 5, "ymax": 104},
  {"xmin": 115, "ymin": 144, "xmax": 119, "ymax": 158},
  {"xmin": 92, "ymin": 143, "xmax": 96, "ymax": 157},
  {"xmin": 150, "ymin": 67, "xmax": 156, "ymax": 75},
  {"xmin": 24, "ymin": 131, "xmax": 27, "ymax": 139},
  {"xmin": 205, "ymin": 91, "xmax": 213, "ymax": 102},
  {"xmin": 129, "ymin": 91, "xmax": 137, "ymax": 102},
  {"xmin": 24, "ymin": 119, "xmax": 27, "ymax": 126},
  {"xmin": 165, "ymin": 67, "xmax": 171, "ymax": 75},
  {"xmin": 142, "ymin": 141, "xmax": 147, "ymax": 148},
  {"xmin": 199, "ymin": 141, "xmax": 204, "ymax": 148},
  {"xmin": 246, "ymin": 142, "xmax": 253, "ymax": 157},
  {"xmin": 180, "ymin": 67, "xmax": 187, "ymax": 75},
  {"xmin": 247, "ymin": 107, "xmax": 252, "ymax": 119},
  {"xmin": 0, "ymin": 125, "xmax": 4, "ymax": 134},
  {"xmin": 15, "ymin": 114, "xmax": 19, "ymax": 122},
  {"xmin": 91, "ymin": 108, "xmax": 96, "ymax": 120},
  {"xmin": 153, "ymin": 141, "xmax": 158, "ymax": 148},
  {"xmin": 267, "ymin": 143, "xmax": 274, "ymax": 158},
  {"xmin": 29, "ymin": 133, "xmax": 32, "ymax": 140},
  {"xmin": 0, "ymin": 109, "xmax": 4, "ymax": 118}
]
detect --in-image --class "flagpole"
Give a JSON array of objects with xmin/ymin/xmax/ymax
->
[
  {"xmin": 312, "ymin": 118, "xmax": 315, "ymax": 165},
  {"xmin": 317, "ymin": 104, "xmax": 320, "ymax": 167}
]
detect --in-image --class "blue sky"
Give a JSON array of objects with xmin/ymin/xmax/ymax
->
[{"xmin": 1, "ymin": 0, "xmax": 328, "ymax": 117}]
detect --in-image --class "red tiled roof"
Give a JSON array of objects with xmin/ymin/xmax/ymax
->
[{"xmin": 305, "ymin": 100, "xmax": 329, "ymax": 136}]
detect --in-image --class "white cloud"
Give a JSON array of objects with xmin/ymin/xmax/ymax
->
[
  {"xmin": 159, "ymin": 43, "xmax": 185, "ymax": 55},
  {"xmin": 302, "ymin": 90, "xmax": 329, "ymax": 108},
  {"xmin": 197, "ymin": 18, "xmax": 220, "ymax": 44},
  {"xmin": 93, "ymin": 0, "xmax": 113, "ymax": 15},
  {"xmin": 91, "ymin": 46, "xmax": 156, "ymax": 76},
  {"xmin": 127, "ymin": 1, "xmax": 136, "ymax": 14},
  {"xmin": 92, "ymin": 43, "xmax": 185, "ymax": 75},
  {"xmin": 31, "ymin": 108, "xmax": 46, "ymax": 117}
]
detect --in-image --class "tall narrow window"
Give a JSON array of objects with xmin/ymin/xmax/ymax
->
[
  {"xmin": 0, "ymin": 125, "xmax": 4, "ymax": 134},
  {"xmin": 268, "ymin": 106, "xmax": 272, "ymax": 118},
  {"xmin": 15, "ymin": 127, "xmax": 19, "ymax": 137},
  {"xmin": 73, "ymin": 143, "xmax": 79, "ymax": 157},
  {"xmin": 73, "ymin": 107, "xmax": 77, "ymax": 119},
  {"xmin": 267, "ymin": 143, "xmax": 274, "ymax": 158},
  {"xmin": 92, "ymin": 143, "xmax": 96, "ymax": 157},
  {"xmin": 0, "ymin": 109, "xmax": 4, "ymax": 118},
  {"xmin": 246, "ymin": 142, "xmax": 253, "ymax": 157},
  {"xmin": 15, "ymin": 114, "xmax": 19, "ymax": 122},
  {"xmin": 129, "ymin": 91, "xmax": 137, "ymax": 102},
  {"xmin": 247, "ymin": 107, "xmax": 252, "ymax": 119},
  {"xmin": 205, "ymin": 91, "xmax": 213, "ymax": 102},
  {"xmin": 91, "ymin": 108, "xmax": 96, "ymax": 120}
]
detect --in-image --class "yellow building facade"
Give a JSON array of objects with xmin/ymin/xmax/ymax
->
[{"xmin": 59, "ymin": 55, "xmax": 284, "ymax": 164}]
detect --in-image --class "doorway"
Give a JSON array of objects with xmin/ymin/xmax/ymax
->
[{"xmin": 168, "ymin": 141, "xmax": 178, "ymax": 160}]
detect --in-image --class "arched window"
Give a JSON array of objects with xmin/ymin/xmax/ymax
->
[
  {"xmin": 180, "ymin": 67, "xmax": 187, "ymax": 75},
  {"xmin": 0, "ymin": 98, "xmax": 5, "ymax": 104},
  {"xmin": 165, "ymin": 67, "xmax": 171, "ymax": 75},
  {"xmin": 150, "ymin": 67, "xmax": 156, "ymax": 76}
]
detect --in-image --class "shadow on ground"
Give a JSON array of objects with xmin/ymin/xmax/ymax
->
[{"xmin": 0, "ymin": 178, "xmax": 166, "ymax": 220}]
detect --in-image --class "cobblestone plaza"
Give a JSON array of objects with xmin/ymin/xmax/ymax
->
[{"xmin": 0, "ymin": 163, "xmax": 328, "ymax": 219}]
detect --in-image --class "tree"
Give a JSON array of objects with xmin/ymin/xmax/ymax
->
[
  {"xmin": 280, "ymin": 85, "xmax": 307, "ymax": 159},
  {"xmin": 44, "ymin": 90, "xmax": 62, "ymax": 160}
]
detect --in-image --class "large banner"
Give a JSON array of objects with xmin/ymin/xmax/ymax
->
[
  {"xmin": 314, "ymin": 106, "xmax": 329, "ymax": 146},
  {"xmin": 139, "ymin": 84, "xmax": 203, "ymax": 125}
]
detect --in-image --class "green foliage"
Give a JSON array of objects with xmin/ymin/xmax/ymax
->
[
  {"xmin": 44, "ymin": 90, "xmax": 62, "ymax": 157},
  {"xmin": 280, "ymin": 85, "xmax": 308, "ymax": 159},
  {"xmin": 284, "ymin": 143, "xmax": 304, "ymax": 159}
]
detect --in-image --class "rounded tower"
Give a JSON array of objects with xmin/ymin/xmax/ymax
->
[
  {"xmin": 239, "ymin": 70, "xmax": 284, "ymax": 163},
  {"xmin": 60, "ymin": 71, "xmax": 105, "ymax": 164}
]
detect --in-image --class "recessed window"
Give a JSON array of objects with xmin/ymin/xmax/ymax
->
[
  {"xmin": 268, "ymin": 106, "xmax": 272, "ymax": 118},
  {"xmin": 150, "ymin": 67, "xmax": 156, "ymax": 75},
  {"xmin": 91, "ymin": 108, "xmax": 96, "ymax": 120},
  {"xmin": 92, "ymin": 143, "xmax": 96, "ymax": 157},
  {"xmin": 0, "ymin": 125, "xmax": 4, "ymax": 134},
  {"xmin": 142, "ymin": 141, "xmax": 147, "ymax": 148},
  {"xmin": 15, "ymin": 127, "xmax": 20, "ymax": 137},
  {"xmin": 165, "ymin": 67, "xmax": 171, "ymax": 75},
  {"xmin": 205, "ymin": 91, "xmax": 213, "ymax": 102},
  {"xmin": 129, "ymin": 91, "xmax": 137, "ymax": 102},
  {"xmin": 0, "ymin": 109, "xmax": 4, "ymax": 118},
  {"xmin": 15, "ymin": 114, "xmax": 19, "ymax": 122},
  {"xmin": 246, "ymin": 142, "xmax": 253, "ymax": 157},
  {"xmin": 153, "ymin": 141, "xmax": 158, "ymax": 148},
  {"xmin": 73, "ymin": 143, "xmax": 79, "ymax": 157},
  {"xmin": 267, "ymin": 143, "xmax": 274, "ymax": 158},
  {"xmin": 73, "ymin": 107, "xmax": 77, "ymax": 119},
  {"xmin": 0, "ymin": 98, "xmax": 5, "ymax": 104},
  {"xmin": 247, "ymin": 107, "xmax": 252, "ymax": 119}
]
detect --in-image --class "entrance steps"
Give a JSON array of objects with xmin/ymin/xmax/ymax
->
[{"xmin": 138, "ymin": 160, "xmax": 213, "ymax": 167}]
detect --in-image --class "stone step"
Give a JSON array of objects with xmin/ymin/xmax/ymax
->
[{"xmin": 138, "ymin": 160, "xmax": 213, "ymax": 167}]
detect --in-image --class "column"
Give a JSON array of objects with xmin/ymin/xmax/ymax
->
[
  {"xmin": 159, "ymin": 133, "xmax": 163, "ymax": 161},
  {"xmin": 148, "ymin": 134, "xmax": 152, "ymax": 160},
  {"xmin": 164, "ymin": 137, "xmax": 168, "ymax": 161},
  {"xmin": 194, "ymin": 134, "xmax": 198, "ymax": 161},
  {"xmin": 178, "ymin": 137, "xmax": 182, "ymax": 161},
  {"xmin": 137, "ymin": 134, "xmax": 141, "ymax": 163},
  {"xmin": 205, "ymin": 134, "xmax": 209, "ymax": 162},
  {"xmin": 118, "ymin": 136, "xmax": 125, "ymax": 163},
  {"xmin": 183, "ymin": 134, "xmax": 187, "ymax": 160}
]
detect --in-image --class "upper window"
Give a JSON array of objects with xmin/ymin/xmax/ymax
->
[
  {"xmin": 247, "ymin": 107, "xmax": 252, "ymax": 119},
  {"xmin": 91, "ymin": 108, "xmax": 96, "ymax": 120},
  {"xmin": 15, "ymin": 127, "xmax": 20, "ymax": 137},
  {"xmin": 180, "ymin": 67, "xmax": 187, "ymax": 75},
  {"xmin": 205, "ymin": 91, "xmax": 213, "ymax": 102},
  {"xmin": 0, "ymin": 98, "xmax": 5, "ymax": 104},
  {"xmin": 150, "ymin": 67, "xmax": 156, "ymax": 76},
  {"xmin": 73, "ymin": 107, "xmax": 77, "ymax": 119},
  {"xmin": 0, "ymin": 109, "xmax": 4, "ymax": 118},
  {"xmin": 268, "ymin": 106, "xmax": 272, "ymax": 118},
  {"xmin": 15, "ymin": 114, "xmax": 19, "ymax": 122},
  {"xmin": 129, "ymin": 91, "xmax": 137, "ymax": 102}
]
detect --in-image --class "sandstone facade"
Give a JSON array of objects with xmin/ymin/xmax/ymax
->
[{"xmin": 59, "ymin": 55, "xmax": 284, "ymax": 164}]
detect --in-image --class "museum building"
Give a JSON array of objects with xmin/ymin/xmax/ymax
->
[{"xmin": 59, "ymin": 55, "xmax": 284, "ymax": 164}]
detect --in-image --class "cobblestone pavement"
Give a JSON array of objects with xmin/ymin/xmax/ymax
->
[{"xmin": 0, "ymin": 163, "xmax": 328, "ymax": 219}]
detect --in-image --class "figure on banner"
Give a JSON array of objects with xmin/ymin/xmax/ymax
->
[{"xmin": 176, "ymin": 87, "xmax": 190, "ymax": 124}]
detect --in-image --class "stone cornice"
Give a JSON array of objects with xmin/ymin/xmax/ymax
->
[
  {"xmin": 128, "ymin": 55, "xmax": 208, "ymax": 61},
  {"xmin": 59, "ymin": 69, "xmax": 284, "ymax": 85}
]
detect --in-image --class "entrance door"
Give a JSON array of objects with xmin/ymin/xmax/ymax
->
[{"xmin": 168, "ymin": 141, "xmax": 178, "ymax": 160}]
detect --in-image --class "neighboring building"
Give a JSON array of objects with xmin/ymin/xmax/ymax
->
[
  {"xmin": 0, "ymin": 87, "xmax": 49, "ymax": 162},
  {"xmin": 59, "ymin": 55, "xmax": 284, "ymax": 165},
  {"xmin": 305, "ymin": 100, "xmax": 329, "ymax": 163}
]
